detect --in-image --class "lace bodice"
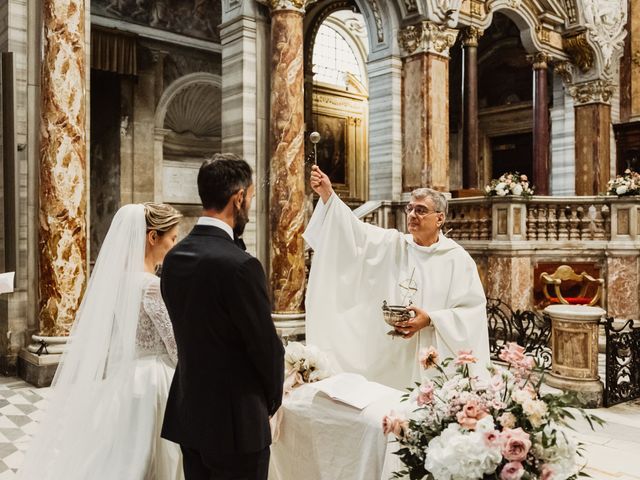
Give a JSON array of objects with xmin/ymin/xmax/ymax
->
[{"xmin": 136, "ymin": 274, "xmax": 178, "ymax": 365}]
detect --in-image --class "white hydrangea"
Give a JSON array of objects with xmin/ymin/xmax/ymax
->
[{"xmin": 424, "ymin": 423, "xmax": 502, "ymax": 480}]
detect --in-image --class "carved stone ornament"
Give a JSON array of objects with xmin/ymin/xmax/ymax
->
[
  {"xmin": 427, "ymin": 0, "xmax": 463, "ymax": 28},
  {"xmin": 562, "ymin": 32, "xmax": 595, "ymax": 73},
  {"xmin": 367, "ymin": 0, "xmax": 385, "ymax": 43},
  {"xmin": 568, "ymin": 79, "xmax": 614, "ymax": 105},
  {"xmin": 398, "ymin": 21, "xmax": 458, "ymax": 57},
  {"xmin": 405, "ymin": 0, "xmax": 418, "ymax": 12},
  {"xmin": 582, "ymin": 0, "xmax": 627, "ymax": 72},
  {"xmin": 554, "ymin": 61, "xmax": 574, "ymax": 85},
  {"xmin": 506, "ymin": 0, "xmax": 522, "ymax": 8},
  {"xmin": 633, "ymin": 51, "xmax": 640, "ymax": 67}
]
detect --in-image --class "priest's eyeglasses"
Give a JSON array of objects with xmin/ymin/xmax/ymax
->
[{"xmin": 404, "ymin": 204, "xmax": 438, "ymax": 216}]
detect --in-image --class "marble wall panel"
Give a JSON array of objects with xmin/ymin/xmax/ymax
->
[
  {"xmin": 487, "ymin": 256, "xmax": 533, "ymax": 311},
  {"xmin": 574, "ymin": 103, "xmax": 611, "ymax": 195},
  {"xmin": 606, "ymin": 256, "xmax": 640, "ymax": 319}
]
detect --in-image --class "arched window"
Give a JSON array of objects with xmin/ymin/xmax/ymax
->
[{"xmin": 312, "ymin": 24, "xmax": 362, "ymax": 88}]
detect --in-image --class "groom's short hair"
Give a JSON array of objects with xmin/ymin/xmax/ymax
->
[{"xmin": 198, "ymin": 153, "xmax": 253, "ymax": 211}]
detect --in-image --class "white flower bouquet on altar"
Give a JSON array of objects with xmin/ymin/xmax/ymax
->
[
  {"xmin": 606, "ymin": 169, "xmax": 640, "ymax": 196},
  {"xmin": 485, "ymin": 173, "xmax": 534, "ymax": 197},
  {"xmin": 383, "ymin": 344, "xmax": 603, "ymax": 480},
  {"xmin": 284, "ymin": 341, "xmax": 333, "ymax": 388}
]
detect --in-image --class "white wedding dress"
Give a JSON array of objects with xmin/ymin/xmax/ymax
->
[
  {"xmin": 18, "ymin": 204, "xmax": 184, "ymax": 480},
  {"xmin": 132, "ymin": 273, "xmax": 184, "ymax": 480}
]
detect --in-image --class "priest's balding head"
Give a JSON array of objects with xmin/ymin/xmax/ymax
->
[{"xmin": 405, "ymin": 188, "xmax": 447, "ymax": 247}]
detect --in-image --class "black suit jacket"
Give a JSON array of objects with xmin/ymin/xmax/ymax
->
[{"xmin": 160, "ymin": 225, "xmax": 284, "ymax": 456}]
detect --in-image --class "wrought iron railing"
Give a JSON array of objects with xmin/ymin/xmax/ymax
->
[
  {"xmin": 486, "ymin": 297, "xmax": 552, "ymax": 369},
  {"xmin": 602, "ymin": 317, "xmax": 640, "ymax": 407}
]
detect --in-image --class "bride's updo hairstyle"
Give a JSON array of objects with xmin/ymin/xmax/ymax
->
[{"xmin": 143, "ymin": 202, "xmax": 182, "ymax": 235}]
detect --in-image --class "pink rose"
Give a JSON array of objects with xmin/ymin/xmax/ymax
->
[
  {"xmin": 541, "ymin": 464, "xmax": 554, "ymax": 480},
  {"xmin": 500, "ymin": 461, "xmax": 525, "ymax": 480},
  {"xmin": 501, "ymin": 428, "xmax": 532, "ymax": 462},
  {"xmin": 417, "ymin": 381, "xmax": 435, "ymax": 406},
  {"xmin": 456, "ymin": 411, "xmax": 478, "ymax": 430},
  {"xmin": 382, "ymin": 412, "xmax": 407, "ymax": 438},
  {"xmin": 483, "ymin": 430, "xmax": 500, "ymax": 447},
  {"xmin": 455, "ymin": 349, "xmax": 478, "ymax": 366},
  {"xmin": 419, "ymin": 346, "xmax": 439, "ymax": 369}
]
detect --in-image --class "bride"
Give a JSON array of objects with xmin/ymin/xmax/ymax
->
[{"xmin": 19, "ymin": 203, "xmax": 184, "ymax": 480}]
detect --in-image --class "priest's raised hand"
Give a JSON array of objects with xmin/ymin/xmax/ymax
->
[{"xmin": 304, "ymin": 165, "xmax": 491, "ymax": 389}]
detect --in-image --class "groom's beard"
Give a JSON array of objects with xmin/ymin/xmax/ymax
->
[{"xmin": 233, "ymin": 202, "xmax": 250, "ymax": 237}]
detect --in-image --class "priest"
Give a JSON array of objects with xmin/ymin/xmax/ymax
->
[{"xmin": 303, "ymin": 165, "xmax": 490, "ymax": 389}]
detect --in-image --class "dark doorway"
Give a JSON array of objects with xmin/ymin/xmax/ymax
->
[
  {"xmin": 90, "ymin": 69, "xmax": 121, "ymax": 263},
  {"xmin": 490, "ymin": 132, "xmax": 533, "ymax": 183}
]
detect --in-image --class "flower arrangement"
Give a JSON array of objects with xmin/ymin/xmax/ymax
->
[
  {"xmin": 606, "ymin": 169, "xmax": 640, "ymax": 196},
  {"xmin": 382, "ymin": 343, "xmax": 603, "ymax": 480},
  {"xmin": 284, "ymin": 341, "xmax": 333, "ymax": 387},
  {"xmin": 485, "ymin": 173, "xmax": 534, "ymax": 197}
]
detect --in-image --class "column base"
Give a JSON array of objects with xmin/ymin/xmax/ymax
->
[
  {"xmin": 544, "ymin": 372, "xmax": 604, "ymax": 408},
  {"xmin": 272, "ymin": 312, "xmax": 306, "ymax": 343},
  {"xmin": 18, "ymin": 335, "xmax": 68, "ymax": 387}
]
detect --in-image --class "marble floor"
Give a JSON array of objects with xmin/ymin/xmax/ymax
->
[{"xmin": 0, "ymin": 376, "xmax": 637, "ymax": 479}]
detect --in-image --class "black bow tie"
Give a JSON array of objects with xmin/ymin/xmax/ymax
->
[{"xmin": 233, "ymin": 235, "xmax": 246, "ymax": 251}]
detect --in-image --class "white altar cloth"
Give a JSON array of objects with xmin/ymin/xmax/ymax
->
[{"xmin": 269, "ymin": 381, "xmax": 405, "ymax": 480}]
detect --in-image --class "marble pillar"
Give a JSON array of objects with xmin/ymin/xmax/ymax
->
[
  {"xmin": 38, "ymin": 0, "xmax": 87, "ymax": 337},
  {"xmin": 630, "ymin": 0, "xmax": 640, "ymax": 120},
  {"xmin": 268, "ymin": 2, "xmax": 307, "ymax": 314},
  {"xmin": 462, "ymin": 27, "xmax": 481, "ymax": 189},
  {"xmin": 532, "ymin": 53, "xmax": 550, "ymax": 195},
  {"xmin": 606, "ymin": 256, "xmax": 640, "ymax": 319},
  {"xmin": 570, "ymin": 80, "xmax": 613, "ymax": 196},
  {"xmin": 486, "ymin": 256, "xmax": 533, "ymax": 311},
  {"xmin": 398, "ymin": 22, "xmax": 457, "ymax": 193}
]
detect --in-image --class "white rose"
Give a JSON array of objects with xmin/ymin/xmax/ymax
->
[
  {"xmin": 522, "ymin": 399, "xmax": 548, "ymax": 428},
  {"xmin": 511, "ymin": 388, "xmax": 533, "ymax": 405}
]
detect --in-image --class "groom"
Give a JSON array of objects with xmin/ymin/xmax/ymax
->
[{"xmin": 161, "ymin": 154, "xmax": 284, "ymax": 480}]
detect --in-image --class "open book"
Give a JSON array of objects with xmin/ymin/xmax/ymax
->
[
  {"xmin": 0, "ymin": 272, "xmax": 14, "ymax": 294},
  {"xmin": 311, "ymin": 373, "xmax": 398, "ymax": 410}
]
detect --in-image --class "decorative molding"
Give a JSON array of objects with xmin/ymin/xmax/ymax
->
[
  {"xmin": 536, "ymin": 25, "xmax": 551, "ymax": 44},
  {"xmin": 469, "ymin": 0, "xmax": 484, "ymax": 19},
  {"xmin": 223, "ymin": 0, "xmax": 242, "ymax": 13},
  {"xmin": 563, "ymin": 32, "xmax": 595, "ymax": 73},
  {"xmin": 633, "ymin": 51, "xmax": 640, "ymax": 68},
  {"xmin": 398, "ymin": 21, "xmax": 458, "ymax": 57},
  {"xmin": 568, "ymin": 79, "xmax": 615, "ymax": 106},
  {"xmin": 506, "ymin": 0, "xmax": 522, "ymax": 8},
  {"xmin": 404, "ymin": 0, "xmax": 418, "ymax": 13},
  {"xmin": 367, "ymin": 0, "xmax": 385, "ymax": 43},
  {"xmin": 582, "ymin": 0, "xmax": 627, "ymax": 73},
  {"xmin": 563, "ymin": 0, "xmax": 579, "ymax": 24},
  {"xmin": 461, "ymin": 26, "xmax": 483, "ymax": 47}
]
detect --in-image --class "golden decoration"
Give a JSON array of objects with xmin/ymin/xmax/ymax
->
[{"xmin": 562, "ymin": 32, "xmax": 595, "ymax": 73}]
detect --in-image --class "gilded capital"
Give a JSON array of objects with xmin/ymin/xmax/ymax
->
[
  {"xmin": 528, "ymin": 52, "xmax": 551, "ymax": 70},
  {"xmin": 568, "ymin": 79, "xmax": 615, "ymax": 106},
  {"xmin": 461, "ymin": 26, "xmax": 483, "ymax": 47},
  {"xmin": 267, "ymin": 0, "xmax": 313, "ymax": 13},
  {"xmin": 562, "ymin": 32, "xmax": 595, "ymax": 73},
  {"xmin": 398, "ymin": 21, "xmax": 458, "ymax": 57}
]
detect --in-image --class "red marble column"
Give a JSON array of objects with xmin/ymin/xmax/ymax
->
[
  {"xmin": 39, "ymin": 0, "xmax": 88, "ymax": 336},
  {"xmin": 462, "ymin": 27, "xmax": 482, "ymax": 189},
  {"xmin": 570, "ymin": 80, "xmax": 614, "ymax": 196},
  {"xmin": 532, "ymin": 53, "xmax": 550, "ymax": 196},
  {"xmin": 268, "ymin": 5, "xmax": 306, "ymax": 314}
]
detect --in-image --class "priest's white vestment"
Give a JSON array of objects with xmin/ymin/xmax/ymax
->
[{"xmin": 303, "ymin": 193, "xmax": 490, "ymax": 390}]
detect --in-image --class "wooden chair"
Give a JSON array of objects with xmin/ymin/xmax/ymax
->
[{"xmin": 540, "ymin": 265, "xmax": 604, "ymax": 307}]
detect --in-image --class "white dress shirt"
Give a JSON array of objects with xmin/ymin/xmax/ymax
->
[{"xmin": 196, "ymin": 217, "xmax": 234, "ymax": 240}]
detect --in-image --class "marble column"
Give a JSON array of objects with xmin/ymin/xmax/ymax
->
[
  {"xmin": 630, "ymin": 0, "xmax": 640, "ymax": 120},
  {"xmin": 569, "ymin": 80, "xmax": 613, "ymax": 196},
  {"xmin": 268, "ymin": 0, "xmax": 308, "ymax": 315},
  {"xmin": 398, "ymin": 22, "xmax": 458, "ymax": 193},
  {"xmin": 532, "ymin": 53, "xmax": 550, "ymax": 195},
  {"xmin": 38, "ymin": 0, "xmax": 88, "ymax": 337},
  {"xmin": 462, "ymin": 27, "xmax": 481, "ymax": 189}
]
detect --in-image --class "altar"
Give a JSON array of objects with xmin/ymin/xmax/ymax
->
[{"xmin": 269, "ymin": 378, "xmax": 405, "ymax": 480}]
